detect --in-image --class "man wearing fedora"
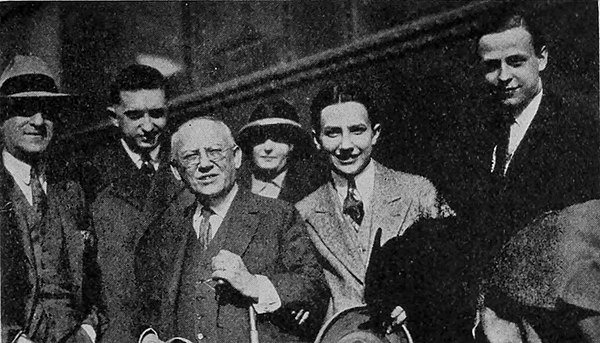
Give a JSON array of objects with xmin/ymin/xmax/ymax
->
[
  {"xmin": 237, "ymin": 98, "xmax": 327, "ymax": 204},
  {"xmin": 76, "ymin": 64, "xmax": 189, "ymax": 343},
  {"xmin": 0, "ymin": 55, "xmax": 102, "ymax": 343}
]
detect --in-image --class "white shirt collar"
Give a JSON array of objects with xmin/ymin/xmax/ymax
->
[
  {"xmin": 331, "ymin": 159, "xmax": 375, "ymax": 207},
  {"xmin": 2, "ymin": 149, "xmax": 47, "ymax": 205},
  {"xmin": 193, "ymin": 183, "xmax": 239, "ymax": 239},
  {"xmin": 251, "ymin": 170, "xmax": 287, "ymax": 199},
  {"xmin": 120, "ymin": 139, "xmax": 160, "ymax": 169},
  {"xmin": 507, "ymin": 85, "xmax": 543, "ymax": 158},
  {"xmin": 3, "ymin": 149, "xmax": 33, "ymax": 184}
]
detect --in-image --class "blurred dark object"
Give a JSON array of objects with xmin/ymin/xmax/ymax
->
[{"xmin": 365, "ymin": 217, "xmax": 474, "ymax": 343}]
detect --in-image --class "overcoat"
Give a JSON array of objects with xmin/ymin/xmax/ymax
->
[{"xmin": 81, "ymin": 139, "xmax": 188, "ymax": 343}]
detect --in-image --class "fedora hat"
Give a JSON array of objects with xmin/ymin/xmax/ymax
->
[
  {"xmin": 314, "ymin": 306, "xmax": 413, "ymax": 343},
  {"xmin": 237, "ymin": 99, "xmax": 310, "ymax": 151},
  {"xmin": 0, "ymin": 55, "xmax": 69, "ymax": 98}
]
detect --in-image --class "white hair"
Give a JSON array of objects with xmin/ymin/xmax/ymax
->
[{"xmin": 170, "ymin": 116, "xmax": 235, "ymax": 162}]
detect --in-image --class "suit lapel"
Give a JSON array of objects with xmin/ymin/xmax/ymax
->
[
  {"xmin": 213, "ymin": 189, "xmax": 261, "ymax": 258},
  {"xmin": 167, "ymin": 203, "xmax": 195, "ymax": 309},
  {"xmin": 306, "ymin": 184, "xmax": 366, "ymax": 283},
  {"xmin": 371, "ymin": 162, "xmax": 413, "ymax": 244},
  {"xmin": 103, "ymin": 145, "xmax": 149, "ymax": 211},
  {"xmin": 504, "ymin": 95, "xmax": 554, "ymax": 181}
]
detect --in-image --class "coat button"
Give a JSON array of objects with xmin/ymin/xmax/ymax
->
[{"xmin": 196, "ymin": 333, "xmax": 204, "ymax": 341}]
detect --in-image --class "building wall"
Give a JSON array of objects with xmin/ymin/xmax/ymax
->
[{"xmin": 0, "ymin": 1, "xmax": 597, "ymax": 185}]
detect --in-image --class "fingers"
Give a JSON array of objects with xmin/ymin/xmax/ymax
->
[
  {"xmin": 291, "ymin": 309, "xmax": 310, "ymax": 325},
  {"xmin": 211, "ymin": 269, "xmax": 235, "ymax": 283},
  {"xmin": 391, "ymin": 305, "xmax": 407, "ymax": 323},
  {"xmin": 299, "ymin": 310, "xmax": 310, "ymax": 325},
  {"xmin": 387, "ymin": 306, "xmax": 407, "ymax": 334}
]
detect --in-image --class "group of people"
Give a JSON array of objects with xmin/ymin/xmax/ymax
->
[{"xmin": 1, "ymin": 10, "xmax": 599, "ymax": 343}]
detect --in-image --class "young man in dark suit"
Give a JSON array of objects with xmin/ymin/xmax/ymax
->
[
  {"xmin": 134, "ymin": 116, "xmax": 328, "ymax": 343},
  {"xmin": 0, "ymin": 55, "xmax": 102, "ymax": 343},
  {"xmin": 452, "ymin": 11, "xmax": 600, "ymax": 286},
  {"xmin": 79, "ymin": 64, "xmax": 189, "ymax": 343}
]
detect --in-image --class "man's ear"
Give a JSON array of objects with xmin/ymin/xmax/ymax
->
[
  {"xmin": 312, "ymin": 130, "xmax": 322, "ymax": 150},
  {"xmin": 233, "ymin": 146, "xmax": 243, "ymax": 169},
  {"xmin": 371, "ymin": 123, "xmax": 381, "ymax": 146},
  {"xmin": 537, "ymin": 46, "xmax": 548, "ymax": 72},
  {"xmin": 170, "ymin": 163, "xmax": 182, "ymax": 181},
  {"xmin": 107, "ymin": 106, "xmax": 119, "ymax": 127}
]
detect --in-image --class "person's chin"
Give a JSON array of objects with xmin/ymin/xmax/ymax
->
[
  {"xmin": 257, "ymin": 162, "xmax": 279, "ymax": 172},
  {"xmin": 136, "ymin": 137, "xmax": 161, "ymax": 149},
  {"xmin": 21, "ymin": 141, "xmax": 50, "ymax": 154},
  {"xmin": 333, "ymin": 161, "xmax": 363, "ymax": 177}
]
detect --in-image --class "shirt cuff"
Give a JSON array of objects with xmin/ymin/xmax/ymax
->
[
  {"xmin": 139, "ymin": 328, "xmax": 159, "ymax": 343},
  {"xmin": 252, "ymin": 274, "xmax": 282, "ymax": 314},
  {"xmin": 81, "ymin": 324, "xmax": 97, "ymax": 343}
]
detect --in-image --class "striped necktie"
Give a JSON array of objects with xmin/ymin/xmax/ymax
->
[
  {"xmin": 199, "ymin": 206, "xmax": 214, "ymax": 250},
  {"xmin": 343, "ymin": 177, "xmax": 364, "ymax": 225}
]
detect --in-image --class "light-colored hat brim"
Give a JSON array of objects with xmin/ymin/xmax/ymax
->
[
  {"xmin": 3, "ymin": 91, "xmax": 71, "ymax": 98},
  {"xmin": 238, "ymin": 117, "xmax": 302, "ymax": 134}
]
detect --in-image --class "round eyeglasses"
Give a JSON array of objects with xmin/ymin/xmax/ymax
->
[{"xmin": 176, "ymin": 145, "xmax": 237, "ymax": 168}]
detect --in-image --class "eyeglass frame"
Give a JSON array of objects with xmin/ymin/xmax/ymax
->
[{"xmin": 172, "ymin": 145, "xmax": 238, "ymax": 169}]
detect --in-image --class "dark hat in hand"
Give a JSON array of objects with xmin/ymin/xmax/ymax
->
[{"xmin": 314, "ymin": 306, "xmax": 412, "ymax": 343}]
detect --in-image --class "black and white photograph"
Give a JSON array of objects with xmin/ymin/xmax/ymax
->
[{"xmin": 1, "ymin": 1, "xmax": 598, "ymax": 343}]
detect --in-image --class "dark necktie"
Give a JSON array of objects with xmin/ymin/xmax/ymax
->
[
  {"xmin": 343, "ymin": 177, "xmax": 364, "ymax": 226},
  {"xmin": 198, "ymin": 206, "xmax": 214, "ymax": 250},
  {"xmin": 493, "ymin": 122, "xmax": 511, "ymax": 177},
  {"xmin": 30, "ymin": 164, "xmax": 47, "ymax": 218},
  {"xmin": 140, "ymin": 152, "xmax": 155, "ymax": 176}
]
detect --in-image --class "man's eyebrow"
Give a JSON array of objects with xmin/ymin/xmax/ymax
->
[
  {"xmin": 348, "ymin": 124, "xmax": 367, "ymax": 129},
  {"xmin": 506, "ymin": 54, "xmax": 528, "ymax": 62}
]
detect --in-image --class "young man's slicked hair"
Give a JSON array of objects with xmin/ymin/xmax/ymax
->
[
  {"xmin": 310, "ymin": 82, "xmax": 379, "ymax": 134},
  {"xmin": 477, "ymin": 9, "xmax": 547, "ymax": 56},
  {"xmin": 109, "ymin": 64, "xmax": 165, "ymax": 105}
]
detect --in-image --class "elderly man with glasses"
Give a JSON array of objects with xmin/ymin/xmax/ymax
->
[{"xmin": 133, "ymin": 116, "xmax": 329, "ymax": 343}]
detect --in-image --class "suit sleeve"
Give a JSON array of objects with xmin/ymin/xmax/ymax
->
[{"xmin": 267, "ymin": 208, "xmax": 330, "ymax": 337}]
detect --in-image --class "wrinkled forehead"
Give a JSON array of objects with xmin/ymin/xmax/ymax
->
[{"xmin": 174, "ymin": 119, "xmax": 233, "ymax": 152}]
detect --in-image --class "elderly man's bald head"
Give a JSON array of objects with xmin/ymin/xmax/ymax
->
[
  {"xmin": 170, "ymin": 117, "xmax": 235, "ymax": 161},
  {"xmin": 170, "ymin": 116, "xmax": 241, "ymax": 203}
]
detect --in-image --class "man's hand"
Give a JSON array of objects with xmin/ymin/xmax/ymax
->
[
  {"xmin": 15, "ymin": 335, "xmax": 35, "ymax": 343},
  {"xmin": 141, "ymin": 333, "xmax": 165, "ymax": 343},
  {"xmin": 291, "ymin": 309, "xmax": 310, "ymax": 325},
  {"xmin": 386, "ymin": 306, "xmax": 407, "ymax": 334},
  {"xmin": 211, "ymin": 250, "xmax": 260, "ymax": 299}
]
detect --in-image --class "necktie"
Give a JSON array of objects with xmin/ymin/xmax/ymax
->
[
  {"xmin": 30, "ymin": 164, "xmax": 47, "ymax": 240},
  {"xmin": 199, "ymin": 206, "xmax": 214, "ymax": 250},
  {"xmin": 493, "ymin": 122, "xmax": 511, "ymax": 177},
  {"xmin": 140, "ymin": 151, "xmax": 155, "ymax": 176},
  {"xmin": 343, "ymin": 177, "xmax": 364, "ymax": 225},
  {"xmin": 30, "ymin": 164, "xmax": 47, "ymax": 218}
]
